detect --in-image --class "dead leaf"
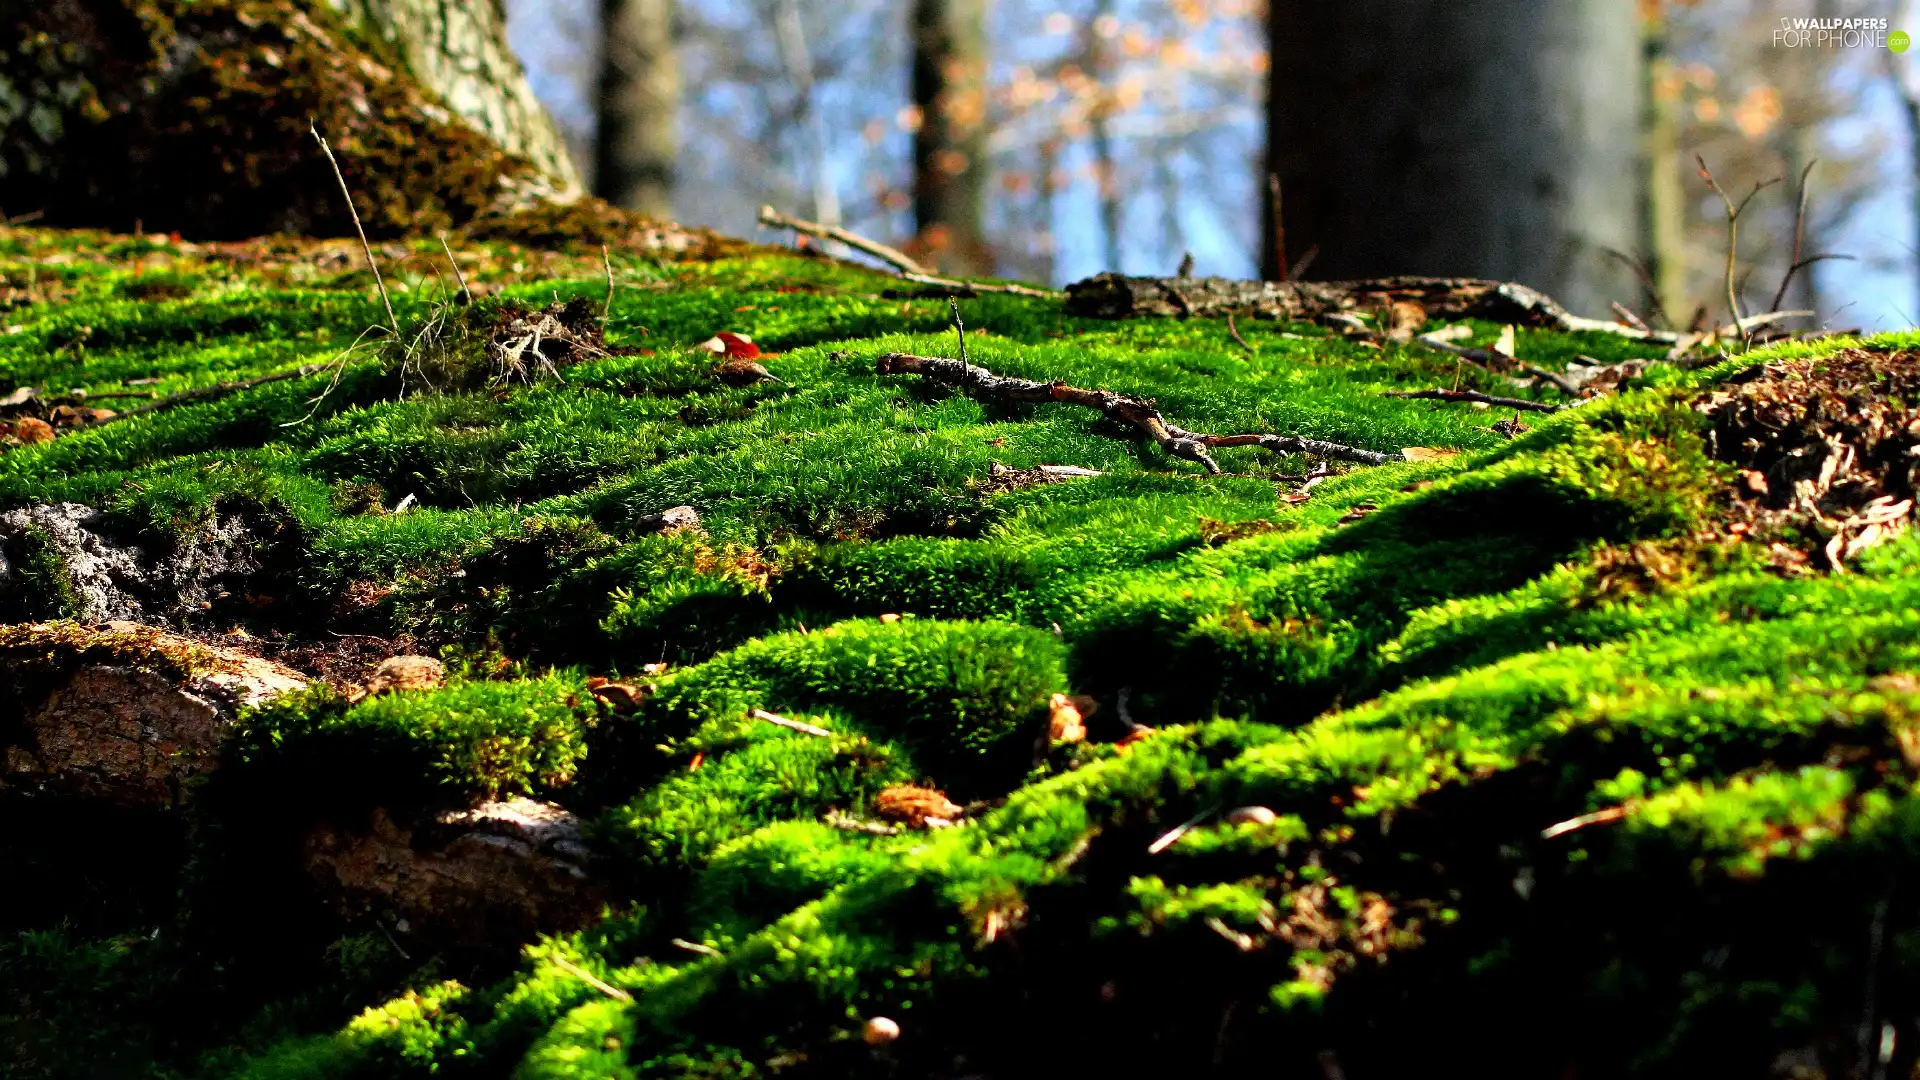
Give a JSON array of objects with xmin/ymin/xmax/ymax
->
[
  {"xmin": 875, "ymin": 785, "xmax": 964, "ymax": 828},
  {"xmin": 1400, "ymin": 447, "xmax": 1459, "ymax": 462},
  {"xmin": 1048, "ymin": 692, "xmax": 1090, "ymax": 743},
  {"xmin": 0, "ymin": 416, "xmax": 54, "ymax": 446}
]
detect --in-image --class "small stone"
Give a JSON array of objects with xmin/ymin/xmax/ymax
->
[
  {"xmin": 862, "ymin": 1016, "xmax": 901, "ymax": 1046},
  {"xmin": 366, "ymin": 655, "xmax": 445, "ymax": 695},
  {"xmin": 1226, "ymin": 805, "xmax": 1277, "ymax": 825}
]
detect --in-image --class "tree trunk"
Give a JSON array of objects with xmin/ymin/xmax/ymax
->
[
  {"xmin": 0, "ymin": 0, "xmax": 579, "ymax": 239},
  {"xmin": 1641, "ymin": 6, "xmax": 1689, "ymax": 327},
  {"xmin": 910, "ymin": 0, "xmax": 991, "ymax": 276},
  {"xmin": 596, "ymin": 0, "xmax": 679, "ymax": 218},
  {"xmin": 1264, "ymin": 0, "xmax": 1642, "ymax": 318},
  {"xmin": 329, "ymin": 0, "xmax": 582, "ymax": 197}
]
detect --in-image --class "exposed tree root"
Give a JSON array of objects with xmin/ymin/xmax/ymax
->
[{"xmin": 876, "ymin": 352, "xmax": 1402, "ymax": 473}]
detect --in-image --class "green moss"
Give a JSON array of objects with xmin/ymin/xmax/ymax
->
[{"xmin": 13, "ymin": 224, "xmax": 1920, "ymax": 1077}]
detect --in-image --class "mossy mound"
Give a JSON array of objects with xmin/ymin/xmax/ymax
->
[{"xmin": 6, "ymin": 222, "xmax": 1920, "ymax": 1078}]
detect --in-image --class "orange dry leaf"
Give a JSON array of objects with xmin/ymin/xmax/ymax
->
[
  {"xmin": 875, "ymin": 785, "xmax": 963, "ymax": 828},
  {"xmin": 1048, "ymin": 692, "xmax": 1095, "ymax": 743}
]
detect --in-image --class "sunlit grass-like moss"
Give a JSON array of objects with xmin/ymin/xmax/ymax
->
[{"xmin": 10, "ymin": 227, "xmax": 1920, "ymax": 1079}]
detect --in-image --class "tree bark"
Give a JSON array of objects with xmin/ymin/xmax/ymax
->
[
  {"xmin": 1264, "ymin": 0, "xmax": 1643, "ymax": 318},
  {"xmin": 329, "ymin": 0, "xmax": 582, "ymax": 198},
  {"xmin": 0, "ymin": 0, "xmax": 580, "ymax": 239},
  {"xmin": 910, "ymin": 0, "xmax": 992, "ymax": 276},
  {"xmin": 596, "ymin": 0, "xmax": 679, "ymax": 218},
  {"xmin": 1640, "ymin": 6, "xmax": 1688, "ymax": 326}
]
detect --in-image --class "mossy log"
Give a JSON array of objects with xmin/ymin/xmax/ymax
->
[
  {"xmin": 0, "ymin": 0, "xmax": 577, "ymax": 239},
  {"xmin": 1065, "ymin": 271, "xmax": 1581, "ymax": 325}
]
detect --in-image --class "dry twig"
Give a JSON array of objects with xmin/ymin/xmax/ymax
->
[
  {"xmin": 877, "ymin": 353, "xmax": 1402, "ymax": 472},
  {"xmin": 550, "ymin": 954, "xmax": 634, "ymax": 1003},
  {"xmin": 751, "ymin": 708, "xmax": 833, "ymax": 738},
  {"xmin": 310, "ymin": 122, "xmax": 399, "ymax": 340},
  {"xmin": 97, "ymin": 364, "xmax": 328, "ymax": 426},
  {"xmin": 760, "ymin": 204, "xmax": 932, "ymax": 276},
  {"xmin": 1695, "ymin": 155, "xmax": 1781, "ymax": 338},
  {"xmin": 1385, "ymin": 388, "xmax": 1564, "ymax": 413},
  {"xmin": 1226, "ymin": 312, "xmax": 1255, "ymax": 353}
]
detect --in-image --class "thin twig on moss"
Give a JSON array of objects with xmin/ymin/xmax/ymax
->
[
  {"xmin": 602, "ymin": 243, "xmax": 615, "ymax": 329},
  {"xmin": 549, "ymin": 954, "xmax": 633, "ymax": 1003},
  {"xmin": 96, "ymin": 363, "xmax": 328, "ymax": 426},
  {"xmin": 310, "ymin": 122, "xmax": 399, "ymax": 340},
  {"xmin": 438, "ymin": 235, "xmax": 472, "ymax": 303},
  {"xmin": 877, "ymin": 352, "xmax": 1402, "ymax": 472},
  {"xmin": 1384, "ymin": 389, "xmax": 1563, "ymax": 413},
  {"xmin": 1226, "ymin": 313, "xmax": 1255, "ymax": 353},
  {"xmin": 751, "ymin": 708, "xmax": 833, "ymax": 737}
]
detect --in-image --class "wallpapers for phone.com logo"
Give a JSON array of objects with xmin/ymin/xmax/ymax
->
[{"xmin": 1772, "ymin": 16, "xmax": 1908, "ymax": 51}]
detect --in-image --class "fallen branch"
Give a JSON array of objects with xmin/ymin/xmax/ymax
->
[
  {"xmin": 94, "ymin": 364, "xmax": 327, "ymax": 426},
  {"xmin": 1385, "ymin": 389, "xmax": 1564, "ymax": 413},
  {"xmin": 1070, "ymin": 271, "xmax": 1807, "ymax": 347},
  {"xmin": 760, "ymin": 204, "xmax": 932, "ymax": 276},
  {"xmin": 751, "ymin": 707, "xmax": 833, "ymax": 738},
  {"xmin": 824, "ymin": 810, "xmax": 900, "ymax": 836},
  {"xmin": 1148, "ymin": 804, "xmax": 1221, "ymax": 855},
  {"xmin": 670, "ymin": 938, "xmax": 723, "ymax": 959},
  {"xmin": 877, "ymin": 353, "xmax": 1402, "ymax": 472}
]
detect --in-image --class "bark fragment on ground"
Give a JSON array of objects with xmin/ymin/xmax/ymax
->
[
  {"xmin": 1, "ymin": 622, "xmax": 307, "ymax": 807},
  {"xmin": 1696, "ymin": 348, "xmax": 1920, "ymax": 569},
  {"xmin": 302, "ymin": 796, "xmax": 605, "ymax": 949}
]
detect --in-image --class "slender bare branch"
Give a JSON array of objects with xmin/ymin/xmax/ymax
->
[
  {"xmin": 1695, "ymin": 155, "xmax": 1781, "ymax": 338},
  {"xmin": 760, "ymin": 204, "xmax": 932, "ymax": 275},
  {"xmin": 311, "ymin": 122, "xmax": 399, "ymax": 339}
]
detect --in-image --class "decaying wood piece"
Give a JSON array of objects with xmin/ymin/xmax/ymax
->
[
  {"xmin": 1067, "ymin": 272, "xmax": 1815, "ymax": 347},
  {"xmin": 876, "ymin": 352, "xmax": 1401, "ymax": 472},
  {"xmin": 1065, "ymin": 273, "xmax": 1578, "ymax": 327}
]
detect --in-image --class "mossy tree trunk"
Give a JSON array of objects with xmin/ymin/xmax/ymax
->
[
  {"xmin": 0, "ymin": 0, "xmax": 579, "ymax": 239},
  {"xmin": 910, "ymin": 0, "xmax": 991, "ymax": 276},
  {"xmin": 596, "ymin": 0, "xmax": 678, "ymax": 219},
  {"xmin": 1264, "ymin": 0, "xmax": 1642, "ymax": 317},
  {"xmin": 327, "ymin": 0, "xmax": 583, "ymax": 197}
]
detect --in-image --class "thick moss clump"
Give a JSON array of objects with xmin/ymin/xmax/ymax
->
[{"xmin": 9, "ymin": 224, "xmax": 1920, "ymax": 1077}]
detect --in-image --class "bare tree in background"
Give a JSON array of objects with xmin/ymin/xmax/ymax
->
[
  {"xmin": 1891, "ymin": 0, "xmax": 1920, "ymax": 317},
  {"xmin": 1266, "ymin": 0, "xmax": 1642, "ymax": 316},
  {"xmin": 912, "ymin": 0, "xmax": 993, "ymax": 274},
  {"xmin": 598, "ymin": 0, "xmax": 680, "ymax": 217}
]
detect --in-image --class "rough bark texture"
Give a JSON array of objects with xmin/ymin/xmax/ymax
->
[
  {"xmin": 302, "ymin": 796, "xmax": 605, "ymax": 949},
  {"xmin": 910, "ymin": 0, "xmax": 991, "ymax": 276},
  {"xmin": 1265, "ymin": 0, "xmax": 1641, "ymax": 317},
  {"xmin": 0, "ymin": 0, "xmax": 566, "ymax": 238},
  {"xmin": 596, "ymin": 0, "xmax": 679, "ymax": 218},
  {"xmin": 329, "ymin": 0, "xmax": 582, "ymax": 197},
  {"xmin": 1064, "ymin": 271, "xmax": 1575, "ymax": 327},
  {"xmin": 1, "ymin": 622, "xmax": 306, "ymax": 808}
]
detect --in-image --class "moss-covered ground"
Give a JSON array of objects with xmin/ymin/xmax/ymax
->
[{"xmin": 5, "ymin": 223, "xmax": 1920, "ymax": 1077}]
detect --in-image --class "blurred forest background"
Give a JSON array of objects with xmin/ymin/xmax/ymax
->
[{"xmin": 508, "ymin": 0, "xmax": 1914, "ymax": 327}]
